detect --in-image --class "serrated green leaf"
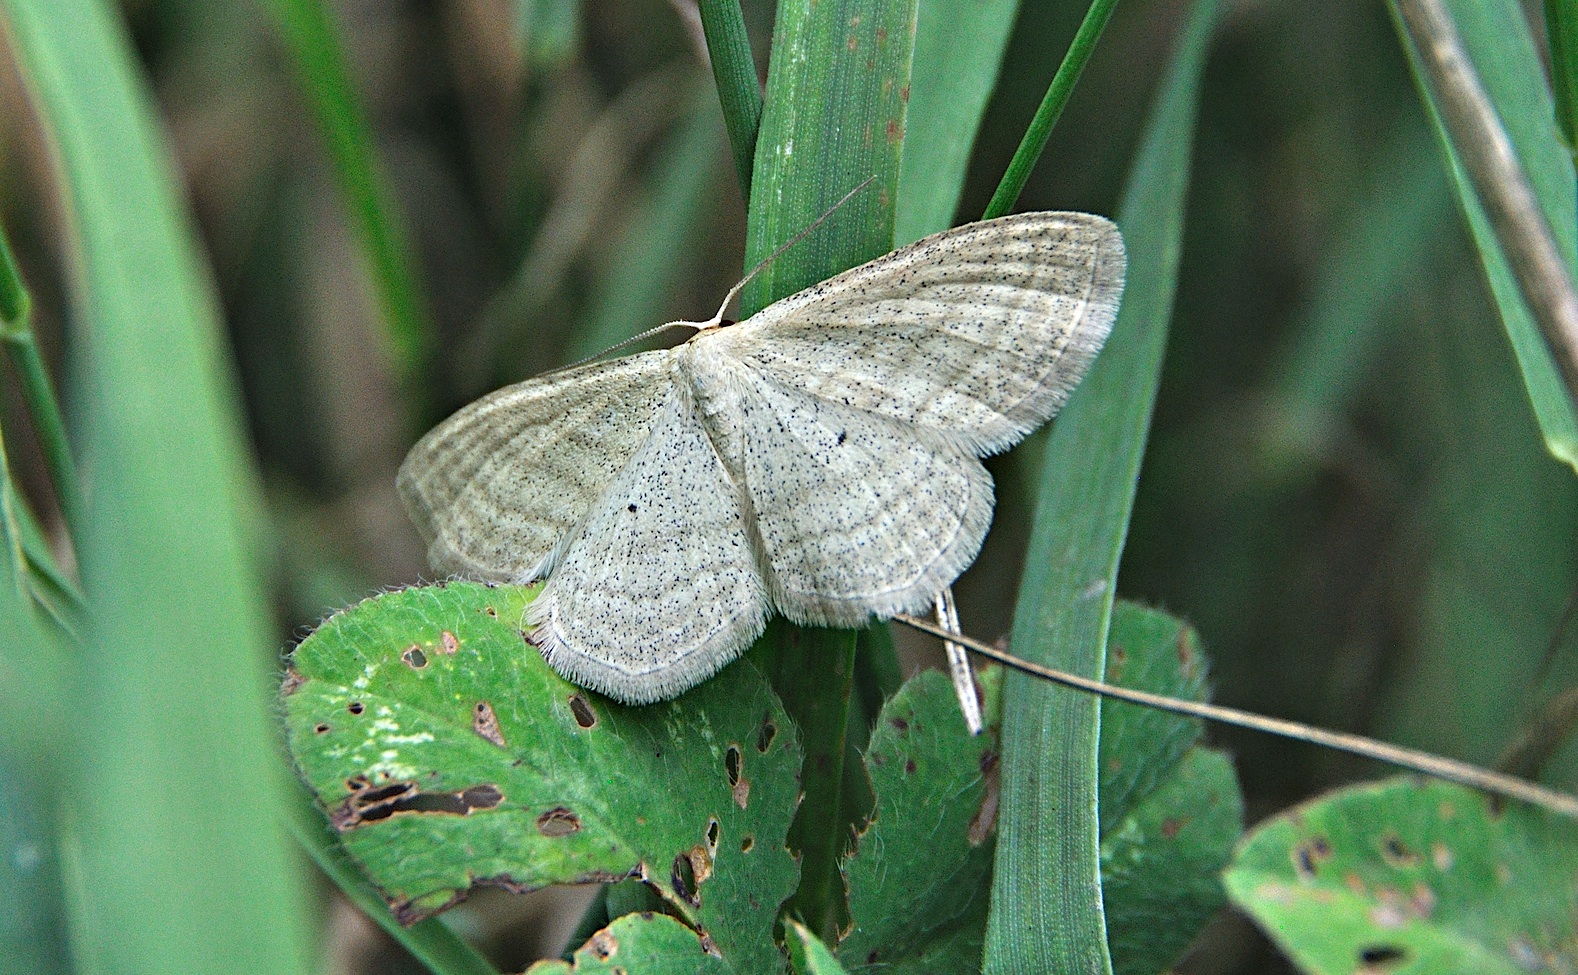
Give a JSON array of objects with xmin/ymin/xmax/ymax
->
[
  {"xmin": 1102, "ymin": 748, "xmax": 1242, "ymax": 975},
  {"xmin": 1225, "ymin": 777, "xmax": 1578, "ymax": 975},
  {"xmin": 788, "ymin": 921, "xmax": 851, "ymax": 975},
  {"xmin": 1098, "ymin": 601, "xmax": 1208, "ymax": 832},
  {"xmin": 284, "ymin": 582, "xmax": 801, "ymax": 975},
  {"xmin": 527, "ymin": 912, "xmax": 735, "ymax": 975},
  {"xmin": 837, "ymin": 668, "xmax": 1002, "ymax": 973}
]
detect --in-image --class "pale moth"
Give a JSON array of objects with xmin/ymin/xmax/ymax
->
[{"xmin": 398, "ymin": 211, "xmax": 1126, "ymax": 713}]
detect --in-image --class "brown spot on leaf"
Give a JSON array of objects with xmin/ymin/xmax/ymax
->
[
  {"xmin": 1161, "ymin": 817, "xmax": 1187, "ymax": 839},
  {"xmin": 885, "ymin": 119, "xmax": 901, "ymax": 143},
  {"xmin": 280, "ymin": 668, "xmax": 306, "ymax": 696},
  {"xmin": 439, "ymin": 631, "xmax": 460, "ymax": 654},
  {"xmin": 1380, "ymin": 833, "xmax": 1419, "ymax": 868},
  {"xmin": 900, "ymin": 84, "xmax": 910, "ymax": 103},
  {"xmin": 1177, "ymin": 628, "xmax": 1198, "ymax": 671},
  {"xmin": 846, "ymin": 35, "xmax": 858, "ymax": 52},
  {"xmin": 1431, "ymin": 842, "xmax": 1454, "ymax": 871},
  {"xmin": 1293, "ymin": 836, "xmax": 1333, "ymax": 879},
  {"xmin": 969, "ymin": 749, "xmax": 1001, "ymax": 846},
  {"xmin": 733, "ymin": 777, "xmax": 751, "ymax": 810},
  {"xmin": 402, "ymin": 646, "xmax": 428, "ymax": 669},
  {"xmin": 889, "ymin": 716, "xmax": 909, "ymax": 733},
  {"xmin": 536, "ymin": 806, "xmax": 581, "ymax": 837},
  {"xmin": 570, "ymin": 694, "xmax": 597, "ymax": 728},
  {"xmin": 333, "ymin": 778, "xmax": 503, "ymax": 830},
  {"xmin": 904, "ymin": 759, "xmax": 917, "ymax": 774},
  {"xmin": 589, "ymin": 929, "xmax": 618, "ymax": 960},
  {"xmin": 473, "ymin": 701, "xmax": 506, "ymax": 747}
]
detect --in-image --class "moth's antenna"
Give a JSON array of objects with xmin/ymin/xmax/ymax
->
[
  {"xmin": 542, "ymin": 176, "xmax": 879, "ymax": 375},
  {"xmin": 893, "ymin": 612, "xmax": 1578, "ymax": 818},
  {"xmin": 689, "ymin": 175, "xmax": 880, "ymax": 331}
]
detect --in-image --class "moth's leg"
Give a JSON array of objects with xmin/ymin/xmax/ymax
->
[{"xmin": 936, "ymin": 588, "xmax": 983, "ymax": 735}]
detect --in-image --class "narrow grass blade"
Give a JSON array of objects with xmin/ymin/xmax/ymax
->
[
  {"xmin": 0, "ymin": 224, "xmax": 81, "ymax": 541},
  {"xmin": 698, "ymin": 0, "xmax": 763, "ymax": 197},
  {"xmin": 983, "ymin": 1, "xmax": 1219, "ymax": 971},
  {"xmin": 265, "ymin": 0, "xmax": 437, "ymax": 422},
  {"xmin": 1551, "ymin": 0, "xmax": 1578, "ymax": 163},
  {"xmin": 740, "ymin": 0, "xmax": 917, "ymax": 944},
  {"xmin": 982, "ymin": 0, "xmax": 1121, "ymax": 220},
  {"xmin": 1, "ymin": 1, "xmax": 316, "ymax": 972},
  {"xmin": 1391, "ymin": 0, "xmax": 1578, "ymax": 469},
  {"xmin": 895, "ymin": 0, "xmax": 1020, "ymax": 243}
]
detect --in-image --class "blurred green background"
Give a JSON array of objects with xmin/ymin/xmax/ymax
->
[{"xmin": 0, "ymin": 0, "xmax": 1573, "ymax": 972}]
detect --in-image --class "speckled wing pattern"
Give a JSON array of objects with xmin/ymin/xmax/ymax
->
[
  {"xmin": 527, "ymin": 384, "xmax": 768, "ymax": 702},
  {"xmin": 398, "ymin": 211, "xmax": 1126, "ymax": 705},
  {"xmin": 708, "ymin": 211, "xmax": 1125, "ymax": 455},
  {"xmin": 397, "ymin": 351, "xmax": 672, "ymax": 582}
]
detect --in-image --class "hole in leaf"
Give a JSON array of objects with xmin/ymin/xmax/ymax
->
[
  {"xmin": 402, "ymin": 646, "xmax": 428, "ymax": 669},
  {"xmin": 314, "ymin": 723, "xmax": 331, "ymax": 734},
  {"xmin": 569, "ymin": 694, "xmax": 597, "ymax": 728},
  {"xmin": 740, "ymin": 835, "xmax": 754, "ymax": 853},
  {"xmin": 671, "ymin": 852, "xmax": 700, "ymax": 907},
  {"xmin": 536, "ymin": 806, "xmax": 582, "ymax": 837},
  {"xmin": 484, "ymin": 606, "xmax": 499, "ymax": 618},
  {"xmin": 347, "ymin": 701, "xmax": 365, "ymax": 715},
  {"xmin": 904, "ymin": 759, "xmax": 917, "ymax": 774},
  {"xmin": 588, "ymin": 930, "xmax": 617, "ymax": 961},
  {"xmin": 757, "ymin": 716, "xmax": 776, "ymax": 753},
  {"xmin": 725, "ymin": 746, "xmax": 742, "ymax": 786},
  {"xmin": 333, "ymin": 781, "xmax": 503, "ymax": 829},
  {"xmin": 1358, "ymin": 945, "xmax": 1407, "ymax": 969},
  {"xmin": 706, "ymin": 818, "xmax": 720, "ymax": 852}
]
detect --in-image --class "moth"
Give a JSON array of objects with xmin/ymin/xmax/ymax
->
[{"xmin": 398, "ymin": 211, "xmax": 1125, "ymax": 705}]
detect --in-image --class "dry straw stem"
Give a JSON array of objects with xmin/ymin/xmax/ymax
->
[
  {"xmin": 1393, "ymin": 0, "xmax": 1578, "ymax": 406},
  {"xmin": 895, "ymin": 614, "xmax": 1578, "ymax": 819}
]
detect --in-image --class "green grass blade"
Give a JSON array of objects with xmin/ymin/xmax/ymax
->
[
  {"xmin": 0, "ymin": 1, "xmax": 316, "ymax": 973},
  {"xmin": 741, "ymin": 0, "xmax": 917, "ymax": 943},
  {"xmin": 982, "ymin": 0, "xmax": 1121, "ymax": 220},
  {"xmin": 698, "ymin": 0, "xmax": 763, "ymax": 197},
  {"xmin": 895, "ymin": 0, "xmax": 1020, "ymax": 243},
  {"xmin": 982, "ymin": 1, "xmax": 1219, "ymax": 971},
  {"xmin": 264, "ymin": 0, "xmax": 437, "ymax": 421},
  {"xmin": 1391, "ymin": 0, "xmax": 1578, "ymax": 470},
  {"xmin": 0, "ymin": 223, "xmax": 81, "ymax": 542}
]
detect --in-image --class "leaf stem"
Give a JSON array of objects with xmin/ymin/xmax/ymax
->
[{"xmin": 897, "ymin": 614, "xmax": 1578, "ymax": 819}]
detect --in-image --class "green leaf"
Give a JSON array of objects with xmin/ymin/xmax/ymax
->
[
  {"xmin": 896, "ymin": 0, "xmax": 1020, "ymax": 242},
  {"xmin": 1225, "ymin": 777, "xmax": 1578, "ymax": 975},
  {"xmin": 1097, "ymin": 602, "xmax": 1208, "ymax": 832},
  {"xmin": 984, "ymin": 1, "xmax": 1220, "ymax": 971},
  {"xmin": 1, "ymin": 1, "xmax": 317, "ymax": 972},
  {"xmin": 527, "ymin": 912, "xmax": 735, "ymax": 975},
  {"xmin": 787, "ymin": 922, "xmax": 851, "ymax": 975},
  {"xmin": 1102, "ymin": 748, "xmax": 1241, "ymax": 975},
  {"xmin": 837, "ymin": 668, "xmax": 1002, "ymax": 973},
  {"xmin": 515, "ymin": 0, "xmax": 581, "ymax": 70},
  {"xmin": 1393, "ymin": 0, "xmax": 1578, "ymax": 470},
  {"xmin": 284, "ymin": 582, "xmax": 801, "ymax": 975}
]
